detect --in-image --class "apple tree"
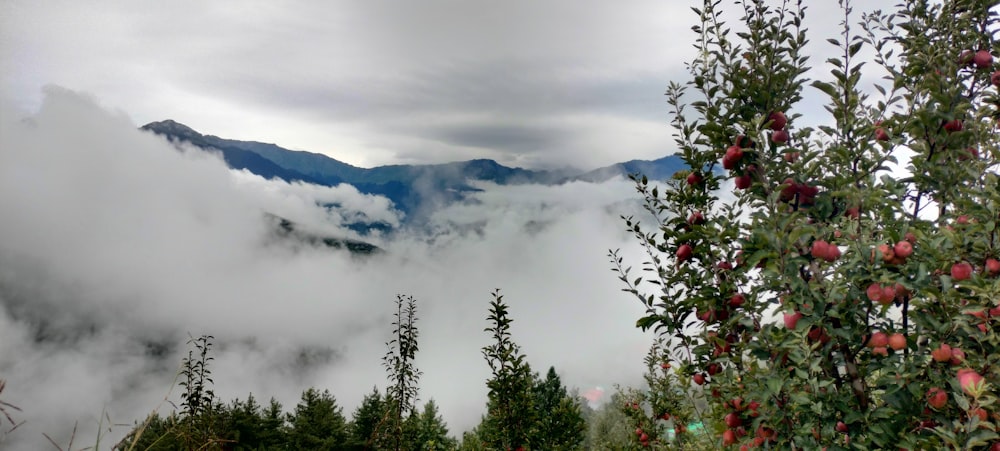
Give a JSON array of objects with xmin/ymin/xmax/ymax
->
[{"xmin": 612, "ymin": 0, "xmax": 999, "ymax": 448}]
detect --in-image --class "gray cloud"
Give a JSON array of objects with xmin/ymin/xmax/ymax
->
[
  {"xmin": 0, "ymin": 88, "xmax": 654, "ymax": 448},
  {"xmin": 0, "ymin": 1, "xmax": 876, "ymax": 172},
  {"xmin": 0, "ymin": 0, "xmax": 696, "ymax": 170}
]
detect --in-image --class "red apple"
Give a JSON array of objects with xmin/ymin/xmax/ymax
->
[
  {"xmin": 927, "ymin": 387, "xmax": 948, "ymax": 409},
  {"xmin": 723, "ymin": 429, "xmax": 737, "ymax": 446},
  {"xmin": 707, "ymin": 363, "xmax": 722, "ymax": 376},
  {"xmin": 783, "ymin": 311, "xmax": 803, "ymax": 330},
  {"xmin": 725, "ymin": 412, "xmax": 742, "ymax": 428},
  {"xmin": 931, "ymin": 343, "xmax": 953, "ymax": 363},
  {"xmin": 868, "ymin": 331, "xmax": 889, "ymax": 348},
  {"xmin": 894, "ymin": 283, "xmax": 909, "ymax": 300},
  {"xmin": 974, "ymin": 50, "xmax": 994, "ymax": 68},
  {"xmin": 717, "ymin": 261, "xmax": 733, "ymax": 270},
  {"xmin": 729, "ymin": 293, "xmax": 746, "ymax": 308},
  {"xmin": 880, "ymin": 285, "xmax": 896, "ymax": 305},
  {"xmin": 698, "ymin": 308, "xmax": 716, "ymax": 323},
  {"xmin": 771, "ymin": 129, "xmax": 789, "ymax": 144},
  {"xmin": 687, "ymin": 172, "xmax": 703, "ymax": 186},
  {"xmin": 957, "ymin": 368, "xmax": 984, "ymax": 395},
  {"xmin": 866, "ymin": 283, "xmax": 884, "ymax": 302},
  {"xmin": 723, "ymin": 145, "xmax": 744, "ymax": 169},
  {"xmin": 958, "ymin": 147, "xmax": 979, "ymax": 161},
  {"xmin": 836, "ymin": 421, "xmax": 848, "ymax": 433},
  {"xmin": 951, "ymin": 262, "xmax": 973, "ymax": 281},
  {"xmin": 693, "ymin": 373, "xmax": 706, "ymax": 385},
  {"xmin": 811, "ymin": 240, "xmax": 829, "ymax": 259},
  {"xmin": 894, "ymin": 241, "xmax": 913, "ymax": 259},
  {"xmin": 879, "ymin": 244, "xmax": 895, "ymax": 262},
  {"xmin": 811, "ymin": 240, "xmax": 840, "ymax": 262},
  {"xmin": 846, "ymin": 206, "xmax": 860, "ymax": 219},
  {"xmin": 635, "ymin": 427, "xmax": 643, "ymax": 436},
  {"xmin": 688, "ymin": 211, "xmax": 706, "ymax": 225},
  {"xmin": 826, "ymin": 244, "xmax": 841, "ymax": 262},
  {"xmin": 808, "ymin": 326, "xmax": 830, "ymax": 344},
  {"xmin": 960, "ymin": 50, "xmax": 975, "ymax": 66},
  {"xmin": 735, "ymin": 174, "xmax": 752, "ymax": 189},
  {"xmin": 905, "ymin": 231, "xmax": 917, "ymax": 243},
  {"xmin": 888, "ymin": 333, "xmax": 906, "ymax": 351},
  {"xmin": 969, "ymin": 407, "xmax": 988, "ymax": 421},
  {"xmin": 768, "ymin": 111, "xmax": 787, "ymax": 130},
  {"xmin": 783, "ymin": 151, "xmax": 799, "ymax": 162},
  {"xmin": 798, "ymin": 184, "xmax": 819, "ymax": 206},
  {"xmin": 779, "ymin": 178, "xmax": 799, "ymax": 202},
  {"xmin": 677, "ymin": 244, "xmax": 693, "ymax": 262},
  {"xmin": 875, "ymin": 127, "xmax": 890, "ymax": 141},
  {"xmin": 944, "ymin": 119, "xmax": 963, "ymax": 133},
  {"xmin": 986, "ymin": 258, "xmax": 1000, "ymax": 276},
  {"xmin": 992, "ymin": 70, "xmax": 1000, "ymax": 87},
  {"xmin": 950, "ymin": 348, "xmax": 965, "ymax": 365}
]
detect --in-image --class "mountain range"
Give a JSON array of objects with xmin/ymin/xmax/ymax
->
[{"xmin": 141, "ymin": 120, "xmax": 689, "ymax": 225}]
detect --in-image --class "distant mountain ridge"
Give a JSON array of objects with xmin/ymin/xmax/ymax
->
[{"xmin": 141, "ymin": 120, "xmax": 689, "ymax": 222}]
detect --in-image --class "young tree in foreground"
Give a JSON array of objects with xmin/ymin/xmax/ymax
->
[
  {"xmin": 379, "ymin": 294, "xmax": 422, "ymax": 451},
  {"xmin": 613, "ymin": 0, "xmax": 998, "ymax": 448},
  {"xmin": 480, "ymin": 289, "xmax": 535, "ymax": 450}
]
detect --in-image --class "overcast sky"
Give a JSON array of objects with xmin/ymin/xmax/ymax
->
[{"xmin": 0, "ymin": 0, "xmax": 868, "ymax": 171}]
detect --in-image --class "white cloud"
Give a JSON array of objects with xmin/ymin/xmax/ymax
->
[{"xmin": 0, "ymin": 88, "xmax": 655, "ymax": 448}]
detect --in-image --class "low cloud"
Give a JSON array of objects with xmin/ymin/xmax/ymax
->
[{"xmin": 0, "ymin": 88, "xmax": 656, "ymax": 448}]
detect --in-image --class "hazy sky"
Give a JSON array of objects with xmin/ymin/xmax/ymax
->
[{"xmin": 1, "ymin": 0, "xmax": 864, "ymax": 170}]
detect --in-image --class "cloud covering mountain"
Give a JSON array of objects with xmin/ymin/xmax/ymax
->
[
  {"xmin": 0, "ymin": 88, "xmax": 663, "ymax": 448},
  {"xmin": 140, "ymin": 119, "xmax": 689, "ymax": 224}
]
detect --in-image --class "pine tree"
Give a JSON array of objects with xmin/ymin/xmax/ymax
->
[
  {"xmin": 349, "ymin": 386, "xmax": 385, "ymax": 449},
  {"xmin": 528, "ymin": 367, "xmax": 585, "ymax": 450},
  {"xmin": 220, "ymin": 393, "xmax": 263, "ymax": 449},
  {"xmin": 410, "ymin": 399, "xmax": 457, "ymax": 451},
  {"xmin": 286, "ymin": 388, "xmax": 348, "ymax": 450},
  {"xmin": 257, "ymin": 398, "xmax": 287, "ymax": 448}
]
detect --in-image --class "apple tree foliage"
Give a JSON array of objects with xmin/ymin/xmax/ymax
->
[{"xmin": 611, "ymin": 0, "xmax": 1000, "ymax": 449}]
